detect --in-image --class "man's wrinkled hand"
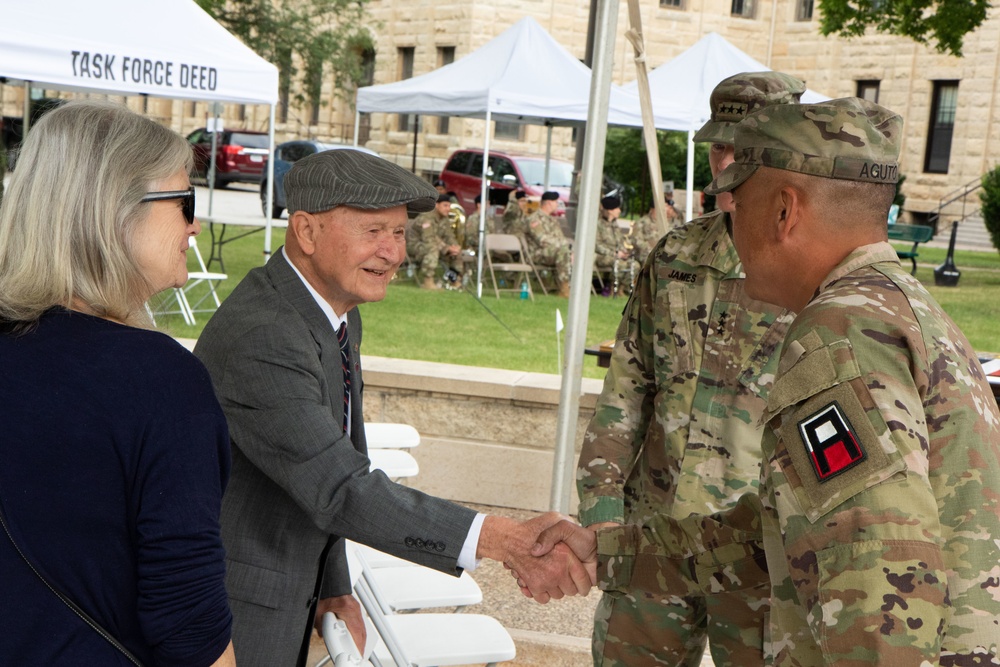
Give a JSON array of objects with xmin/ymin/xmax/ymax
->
[
  {"xmin": 478, "ymin": 513, "xmax": 594, "ymax": 604},
  {"xmin": 314, "ymin": 594, "xmax": 365, "ymax": 654}
]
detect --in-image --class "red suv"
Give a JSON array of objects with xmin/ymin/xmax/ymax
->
[
  {"xmin": 439, "ymin": 149, "xmax": 572, "ymax": 215},
  {"xmin": 187, "ymin": 128, "xmax": 269, "ymax": 188}
]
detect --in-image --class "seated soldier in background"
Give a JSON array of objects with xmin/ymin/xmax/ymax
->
[
  {"xmin": 463, "ymin": 194, "xmax": 496, "ymax": 253},
  {"xmin": 407, "ymin": 194, "xmax": 462, "ymax": 290},
  {"xmin": 523, "ymin": 191, "xmax": 572, "ymax": 298},
  {"xmin": 632, "ymin": 192, "xmax": 680, "ymax": 265},
  {"xmin": 501, "ymin": 189, "xmax": 527, "ymax": 234},
  {"xmin": 593, "ymin": 195, "xmax": 638, "ymax": 295}
]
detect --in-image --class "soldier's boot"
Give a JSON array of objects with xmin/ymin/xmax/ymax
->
[
  {"xmin": 421, "ymin": 276, "xmax": 441, "ymax": 290},
  {"xmin": 557, "ymin": 280, "xmax": 571, "ymax": 298}
]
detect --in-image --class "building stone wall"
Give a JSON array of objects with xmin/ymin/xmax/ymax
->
[{"xmin": 5, "ymin": 0, "xmax": 999, "ymax": 221}]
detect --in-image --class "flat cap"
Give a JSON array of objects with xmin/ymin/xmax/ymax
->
[
  {"xmin": 694, "ymin": 71, "xmax": 806, "ymax": 145},
  {"xmin": 705, "ymin": 97, "xmax": 902, "ymax": 195},
  {"xmin": 541, "ymin": 191, "xmax": 560, "ymax": 201},
  {"xmin": 601, "ymin": 195, "xmax": 622, "ymax": 210},
  {"xmin": 285, "ymin": 149, "xmax": 438, "ymax": 214}
]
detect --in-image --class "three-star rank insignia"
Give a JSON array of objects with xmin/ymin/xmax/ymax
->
[{"xmin": 797, "ymin": 401, "xmax": 866, "ymax": 482}]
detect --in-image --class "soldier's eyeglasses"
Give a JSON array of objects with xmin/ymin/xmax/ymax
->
[{"xmin": 140, "ymin": 187, "xmax": 196, "ymax": 225}]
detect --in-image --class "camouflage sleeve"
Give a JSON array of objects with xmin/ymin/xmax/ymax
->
[
  {"xmin": 576, "ymin": 261, "xmax": 658, "ymax": 526},
  {"xmin": 763, "ymin": 326, "xmax": 950, "ymax": 662},
  {"xmin": 437, "ymin": 217, "xmax": 458, "ymax": 247},
  {"xmin": 593, "ymin": 221, "xmax": 616, "ymax": 258},
  {"xmin": 595, "ymin": 493, "xmax": 766, "ymax": 596}
]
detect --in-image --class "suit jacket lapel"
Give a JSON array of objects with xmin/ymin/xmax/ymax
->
[{"xmin": 265, "ymin": 251, "xmax": 355, "ymax": 447}]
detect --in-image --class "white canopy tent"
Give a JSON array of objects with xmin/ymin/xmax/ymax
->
[
  {"xmin": 622, "ymin": 32, "xmax": 827, "ymax": 221},
  {"xmin": 0, "ymin": 0, "xmax": 280, "ymax": 252},
  {"xmin": 355, "ymin": 16, "xmax": 667, "ymax": 298}
]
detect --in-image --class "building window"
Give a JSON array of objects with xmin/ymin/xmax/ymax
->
[
  {"xmin": 397, "ymin": 47, "xmax": 416, "ymax": 133},
  {"xmin": 856, "ymin": 80, "xmax": 880, "ymax": 103},
  {"xmin": 494, "ymin": 120, "xmax": 523, "ymax": 141},
  {"xmin": 731, "ymin": 0, "xmax": 755, "ymax": 18},
  {"xmin": 795, "ymin": 0, "xmax": 813, "ymax": 20},
  {"xmin": 437, "ymin": 46, "xmax": 456, "ymax": 134},
  {"xmin": 360, "ymin": 48, "xmax": 376, "ymax": 87},
  {"xmin": 924, "ymin": 80, "xmax": 958, "ymax": 174},
  {"xmin": 659, "ymin": 0, "xmax": 683, "ymax": 7}
]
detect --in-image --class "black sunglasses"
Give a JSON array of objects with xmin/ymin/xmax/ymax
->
[{"xmin": 140, "ymin": 186, "xmax": 195, "ymax": 225}]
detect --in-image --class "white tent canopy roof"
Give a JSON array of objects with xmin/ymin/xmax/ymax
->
[
  {"xmin": 622, "ymin": 32, "xmax": 827, "ymax": 133},
  {"xmin": 0, "ymin": 0, "xmax": 278, "ymax": 105},
  {"xmin": 357, "ymin": 15, "xmax": 646, "ymax": 127}
]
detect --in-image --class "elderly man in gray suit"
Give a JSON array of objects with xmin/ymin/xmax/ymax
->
[{"xmin": 195, "ymin": 149, "xmax": 591, "ymax": 666}]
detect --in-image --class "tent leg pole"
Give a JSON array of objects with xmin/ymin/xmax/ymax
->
[
  {"xmin": 477, "ymin": 109, "xmax": 492, "ymax": 300},
  {"xmin": 353, "ymin": 108, "xmax": 360, "ymax": 147},
  {"xmin": 550, "ymin": 0, "xmax": 620, "ymax": 513},
  {"xmin": 411, "ymin": 115, "xmax": 419, "ymax": 173},
  {"xmin": 543, "ymin": 124, "xmax": 553, "ymax": 191},
  {"xmin": 23, "ymin": 81, "xmax": 31, "ymax": 134},
  {"xmin": 264, "ymin": 103, "xmax": 277, "ymax": 262},
  {"xmin": 686, "ymin": 130, "xmax": 695, "ymax": 223}
]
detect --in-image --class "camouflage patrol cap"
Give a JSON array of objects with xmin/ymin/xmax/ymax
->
[
  {"xmin": 705, "ymin": 97, "xmax": 902, "ymax": 195},
  {"xmin": 693, "ymin": 71, "xmax": 807, "ymax": 144}
]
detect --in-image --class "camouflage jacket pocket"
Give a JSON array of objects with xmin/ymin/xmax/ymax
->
[
  {"xmin": 651, "ymin": 282, "xmax": 695, "ymax": 383},
  {"xmin": 764, "ymin": 335, "xmax": 906, "ymax": 524}
]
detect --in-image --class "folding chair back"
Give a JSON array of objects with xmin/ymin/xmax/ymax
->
[
  {"xmin": 484, "ymin": 233, "xmax": 536, "ymax": 301},
  {"xmin": 150, "ymin": 236, "xmax": 228, "ymax": 326},
  {"xmin": 347, "ymin": 544, "xmax": 516, "ymax": 667}
]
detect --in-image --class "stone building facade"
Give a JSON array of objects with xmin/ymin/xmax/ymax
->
[{"xmin": 4, "ymin": 0, "xmax": 998, "ymax": 223}]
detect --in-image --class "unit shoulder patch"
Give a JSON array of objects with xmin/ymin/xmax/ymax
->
[{"xmin": 797, "ymin": 401, "xmax": 865, "ymax": 482}]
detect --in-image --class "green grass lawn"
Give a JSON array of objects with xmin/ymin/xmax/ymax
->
[{"xmin": 151, "ymin": 230, "xmax": 1000, "ymax": 377}]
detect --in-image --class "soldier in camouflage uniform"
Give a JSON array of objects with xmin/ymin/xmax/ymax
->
[
  {"xmin": 407, "ymin": 194, "xmax": 461, "ymax": 289},
  {"xmin": 696, "ymin": 95, "xmax": 1000, "ymax": 665},
  {"xmin": 631, "ymin": 195, "xmax": 679, "ymax": 265},
  {"xmin": 524, "ymin": 191, "xmax": 572, "ymax": 298},
  {"xmin": 593, "ymin": 195, "xmax": 638, "ymax": 295},
  {"xmin": 463, "ymin": 193, "xmax": 496, "ymax": 253},
  {"xmin": 501, "ymin": 189, "xmax": 527, "ymax": 235},
  {"xmin": 576, "ymin": 72, "xmax": 806, "ymax": 667}
]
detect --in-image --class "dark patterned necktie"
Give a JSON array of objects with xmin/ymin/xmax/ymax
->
[{"xmin": 336, "ymin": 322, "xmax": 351, "ymax": 434}]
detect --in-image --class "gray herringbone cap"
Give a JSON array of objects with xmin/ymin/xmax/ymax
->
[{"xmin": 285, "ymin": 149, "xmax": 438, "ymax": 214}]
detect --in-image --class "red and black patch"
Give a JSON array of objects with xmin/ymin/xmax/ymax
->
[{"xmin": 797, "ymin": 401, "xmax": 866, "ymax": 482}]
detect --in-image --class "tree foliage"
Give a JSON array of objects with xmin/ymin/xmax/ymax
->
[
  {"xmin": 979, "ymin": 165, "xmax": 1000, "ymax": 255},
  {"xmin": 196, "ymin": 0, "xmax": 374, "ymax": 120},
  {"xmin": 603, "ymin": 128, "xmax": 713, "ymax": 215},
  {"xmin": 818, "ymin": 0, "xmax": 989, "ymax": 57}
]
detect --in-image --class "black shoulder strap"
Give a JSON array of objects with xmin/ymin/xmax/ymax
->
[{"xmin": 0, "ymin": 499, "xmax": 144, "ymax": 666}]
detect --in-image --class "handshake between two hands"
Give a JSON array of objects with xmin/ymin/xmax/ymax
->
[{"xmin": 487, "ymin": 512, "xmax": 613, "ymax": 604}]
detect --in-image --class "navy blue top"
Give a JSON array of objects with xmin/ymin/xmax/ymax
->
[{"xmin": 0, "ymin": 309, "xmax": 232, "ymax": 666}]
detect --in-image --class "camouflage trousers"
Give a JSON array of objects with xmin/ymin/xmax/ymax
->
[
  {"xmin": 594, "ymin": 542, "xmax": 770, "ymax": 667},
  {"xmin": 531, "ymin": 243, "xmax": 572, "ymax": 284},
  {"xmin": 411, "ymin": 245, "xmax": 461, "ymax": 281}
]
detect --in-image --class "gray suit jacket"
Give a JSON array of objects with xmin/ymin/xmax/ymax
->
[{"xmin": 195, "ymin": 250, "xmax": 476, "ymax": 666}]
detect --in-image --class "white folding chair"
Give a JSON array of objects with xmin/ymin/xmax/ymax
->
[
  {"xmin": 348, "ymin": 542, "xmax": 482, "ymax": 612},
  {"xmin": 368, "ymin": 450, "xmax": 419, "ymax": 480},
  {"xmin": 363, "ymin": 423, "xmax": 421, "ymax": 449},
  {"xmin": 318, "ymin": 612, "xmax": 366, "ymax": 667},
  {"xmin": 347, "ymin": 544, "xmax": 516, "ymax": 667},
  {"xmin": 152, "ymin": 236, "xmax": 227, "ymax": 325},
  {"xmin": 484, "ymin": 233, "xmax": 536, "ymax": 301}
]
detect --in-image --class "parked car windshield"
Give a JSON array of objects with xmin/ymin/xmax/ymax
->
[
  {"xmin": 231, "ymin": 132, "xmax": 269, "ymax": 149},
  {"xmin": 514, "ymin": 158, "xmax": 573, "ymax": 187}
]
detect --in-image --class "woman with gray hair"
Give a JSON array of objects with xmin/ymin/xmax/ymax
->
[{"xmin": 0, "ymin": 101, "xmax": 235, "ymax": 666}]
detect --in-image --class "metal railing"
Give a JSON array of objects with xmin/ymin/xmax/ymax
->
[{"xmin": 928, "ymin": 177, "xmax": 982, "ymax": 235}]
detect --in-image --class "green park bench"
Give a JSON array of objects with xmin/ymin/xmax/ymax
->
[{"xmin": 887, "ymin": 223, "xmax": 934, "ymax": 275}]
